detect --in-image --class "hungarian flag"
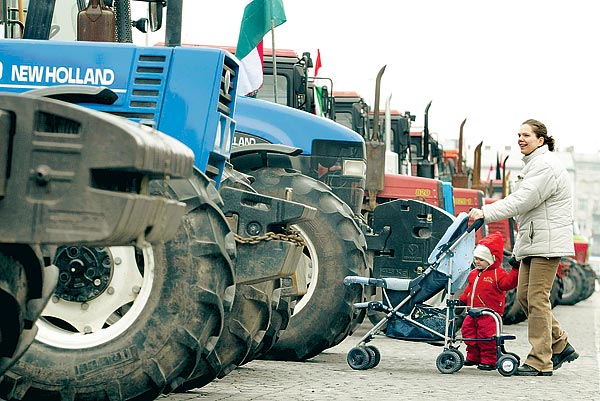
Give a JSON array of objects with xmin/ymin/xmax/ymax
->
[
  {"xmin": 313, "ymin": 49, "xmax": 325, "ymax": 116},
  {"xmin": 236, "ymin": 0, "xmax": 287, "ymax": 96}
]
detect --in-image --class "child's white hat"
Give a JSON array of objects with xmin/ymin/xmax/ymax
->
[{"xmin": 473, "ymin": 244, "xmax": 494, "ymax": 265}]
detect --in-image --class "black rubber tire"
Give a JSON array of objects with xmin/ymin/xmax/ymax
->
[
  {"xmin": 0, "ymin": 173, "xmax": 236, "ymax": 401},
  {"xmin": 248, "ymin": 167, "xmax": 368, "ymax": 361},
  {"xmin": 502, "ymin": 287, "xmax": 526, "ymax": 325},
  {"xmin": 550, "ymin": 273, "xmax": 563, "ymax": 307},
  {"xmin": 497, "ymin": 355, "xmax": 519, "ymax": 377},
  {"xmin": 347, "ymin": 346, "xmax": 371, "ymax": 370},
  {"xmin": 436, "ymin": 350, "xmax": 462, "ymax": 374},
  {"xmin": 175, "ymin": 165, "xmax": 297, "ymax": 391},
  {"xmin": 0, "ymin": 249, "xmax": 30, "ymax": 376},
  {"xmin": 241, "ymin": 285, "xmax": 291, "ymax": 363},
  {"xmin": 559, "ymin": 261, "xmax": 582, "ymax": 305},
  {"xmin": 220, "ymin": 166, "xmax": 292, "ymax": 363},
  {"xmin": 579, "ymin": 263, "xmax": 596, "ymax": 301},
  {"xmin": 450, "ymin": 347, "xmax": 465, "ymax": 366},
  {"xmin": 174, "ymin": 280, "xmax": 274, "ymax": 392},
  {"xmin": 365, "ymin": 345, "xmax": 381, "ymax": 369}
]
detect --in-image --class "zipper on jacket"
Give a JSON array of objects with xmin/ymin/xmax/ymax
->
[
  {"xmin": 470, "ymin": 271, "xmax": 483, "ymax": 306},
  {"xmin": 529, "ymin": 221, "xmax": 535, "ymax": 244}
]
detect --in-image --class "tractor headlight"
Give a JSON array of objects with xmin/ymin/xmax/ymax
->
[{"xmin": 343, "ymin": 159, "xmax": 366, "ymax": 178}]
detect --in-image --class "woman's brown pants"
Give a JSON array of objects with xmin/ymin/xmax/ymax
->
[{"xmin": 517, "ymin": 257, "xmax": 568, "ymax": 372}]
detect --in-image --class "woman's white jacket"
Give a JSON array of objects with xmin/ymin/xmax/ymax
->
[{"xmin": 481, "ymin": 145, "xmax": 574, "ymax": 260}]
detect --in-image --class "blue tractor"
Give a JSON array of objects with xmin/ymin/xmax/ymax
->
[
  {"xmin": 0, "ymin": 91, "xmax": 195, "ymax": 378},
  {"xmin": 231, "ymin": 95, "xmax": 370, "ymax": 361},
  {"xmin": 0, "ymin": 0, "xmax": 318, "ymax": 399}
]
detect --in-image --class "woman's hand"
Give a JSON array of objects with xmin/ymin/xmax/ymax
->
[{"xmin": 469, "ymin": 208, "xmax": 484, "ymax": 220}]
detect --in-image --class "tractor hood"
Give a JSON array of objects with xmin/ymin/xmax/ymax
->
[{"xmin": 234, "ymin": 95, "xmax": 364, "ymax": 154}]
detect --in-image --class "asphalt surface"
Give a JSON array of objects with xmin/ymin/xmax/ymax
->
[{"xmin": 160, "ymin": 287, "xmax": 600, "ymax": 401}]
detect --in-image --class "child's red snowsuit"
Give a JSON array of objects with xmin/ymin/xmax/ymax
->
[{"xmin": 459, "ymin": 231, "xmax": 519, "ymax": 365}]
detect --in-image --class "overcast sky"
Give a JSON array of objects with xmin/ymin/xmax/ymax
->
[{"xmin": 133, "ymin": 0, "xmax": 600, "ymax": 158}]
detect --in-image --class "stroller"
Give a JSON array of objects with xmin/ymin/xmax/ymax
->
[{"xmin": 344, "ymin": 212, "xmax": 520, "ymax": 376}]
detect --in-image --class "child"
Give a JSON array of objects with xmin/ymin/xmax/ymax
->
[{"xmin": 459, "ymin": 231, "xmax": 519, "ymax": 370}]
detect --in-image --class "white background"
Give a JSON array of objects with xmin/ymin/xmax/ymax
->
[{"xmin": 131, "ymin": 0, "xmax": 600, "ymax": 157}]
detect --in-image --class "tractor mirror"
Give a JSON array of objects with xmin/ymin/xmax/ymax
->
[
  {"xmin": 320, "ymin": 86, "xmax": 329, "ymax": 113},
  {"xmin": 293, "ymin": 65, "xmax": 306, "ymax": 94},
  {"xmin": 148, "ymin": 1, "xmax": 164, "ymax": 32}
]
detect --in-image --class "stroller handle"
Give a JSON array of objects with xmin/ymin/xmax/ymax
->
[{"xmin": 467, "ymin": 218, "xmax": 485, "ymax": 233}]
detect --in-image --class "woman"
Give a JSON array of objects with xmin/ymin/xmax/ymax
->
[{"xmin": 468, "ymin": 119, "xmax": 578, "ymax": 376}]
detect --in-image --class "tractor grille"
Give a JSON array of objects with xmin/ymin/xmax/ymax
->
[
  {"xmin": 113, "ymin": 54, "xmax": 167, "ymax": 122},
  {"xmin": 219, "ymin": 54, "xmax": 237, "ymax": 117}
]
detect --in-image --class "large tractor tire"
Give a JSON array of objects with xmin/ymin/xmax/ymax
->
[
  {"xmin": 550, "ymin": 274, "xmax": 563, "ymax": 307},
  {"xmin": 559, "ymin": 261, "xmax": 583, "ymax": 305},
  {"xmin": 242, "ymin": 289, "xmax": 293, "ymax": 364},
  {"xmin": 504, "ymin": 270, "xmax": 562, "ymax": 325},
  {"xmin": 240, "ymin": 284, "xmax": 291, "ymax": 363},
  {"xmin": 175, "ymin": 166, "xmax": 303, "ymax": 392},
  {"xmin": 502, "ymin": 288, "xmax": 524, "ymax": 325},
  {"xmin": 0, "ymin": 173, "xmax": 236, "ymax": 401},
  {"xmin": 0, "ymin": 251, "xmax": 30, "ymax": 376},
  {"xmin": 248, "ymin": 167, "xmax": 368, "ymax": 361},
  {"xmin": 0, "ymin": 246, "xmax": 55, "ymax": 377},
  {"xmin": 501, "ymin": 255, "xmax": 526, "ymax": 326},
  {"xmin": 579, "ymin": 263, "xmax": 596, "ymax": 302},
  {"xmin": 175, "ymin": 280, "xmax": 275, "ymax": 392},
  {"xmin": 0, "ymin": 252, "xmax": 28, "ymax": 346}
]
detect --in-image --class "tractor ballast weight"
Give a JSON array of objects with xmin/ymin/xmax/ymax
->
[
  {"xmin": 0, "ymin": 93, "xmax": 194, "ymax": 244},
  {"xmin": 219, "ymin": 186, "xmax": 316, "ymax": 284},
  {"xmin": 366, "ymin": 199, "xmax": 455, "ymax": 280}
]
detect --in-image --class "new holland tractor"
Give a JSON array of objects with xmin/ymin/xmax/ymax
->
[
  {"xmin": 0, "ymin": 1, "xmax": 318, "ymax": 400},
  {"xmin": 0, "ymin": 92, "xmax": 195, "ymax": 379},
  {"xmin": 232, "ymin": 96, "xmax": 370, "ymax": 361}
]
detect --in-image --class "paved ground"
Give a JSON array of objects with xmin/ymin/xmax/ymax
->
[{"xmin": 160, "ymin": 287, "xmax": 600, "ymax": 401}]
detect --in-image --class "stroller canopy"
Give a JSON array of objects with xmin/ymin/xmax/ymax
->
[{"xmin": 427, "ymin": 212, "xmax": 475, "ymax": 292}]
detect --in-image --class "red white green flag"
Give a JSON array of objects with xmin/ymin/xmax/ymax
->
[
  {"xmin": 236, "ymin": 0, "xmax": 287, "ymax": 96},
  {"xmin": 313, "ymin": 49, "xmax": 324, "ymax": 116}
]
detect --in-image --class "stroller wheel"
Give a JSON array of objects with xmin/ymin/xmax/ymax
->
[
  {"xmin": 366, "ymin": 345, "xmax": 381, "ymax": 369},
  {"xmin": 449, "ymin": 348, "xmax": 465, "ymax": 365},
  {"xmin": 497, "ymin": 355, "xmax": 519, "ymax": 376},
  {"xmin": 436, "ymin": 350, "xmax": 463, "ymax": 374},
  {"xmin": 347, "ymin": 346, "xmax": 372, "ymax": 370}
]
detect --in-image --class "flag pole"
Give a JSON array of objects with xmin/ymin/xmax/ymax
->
[{"xmin": 271, "ymin": 19, "xmax": 278, "ymax": 103}]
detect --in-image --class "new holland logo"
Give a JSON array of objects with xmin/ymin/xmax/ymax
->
[{"xmin": 11, "ymin": 64, "xmax": 115, "ymax": 86}]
